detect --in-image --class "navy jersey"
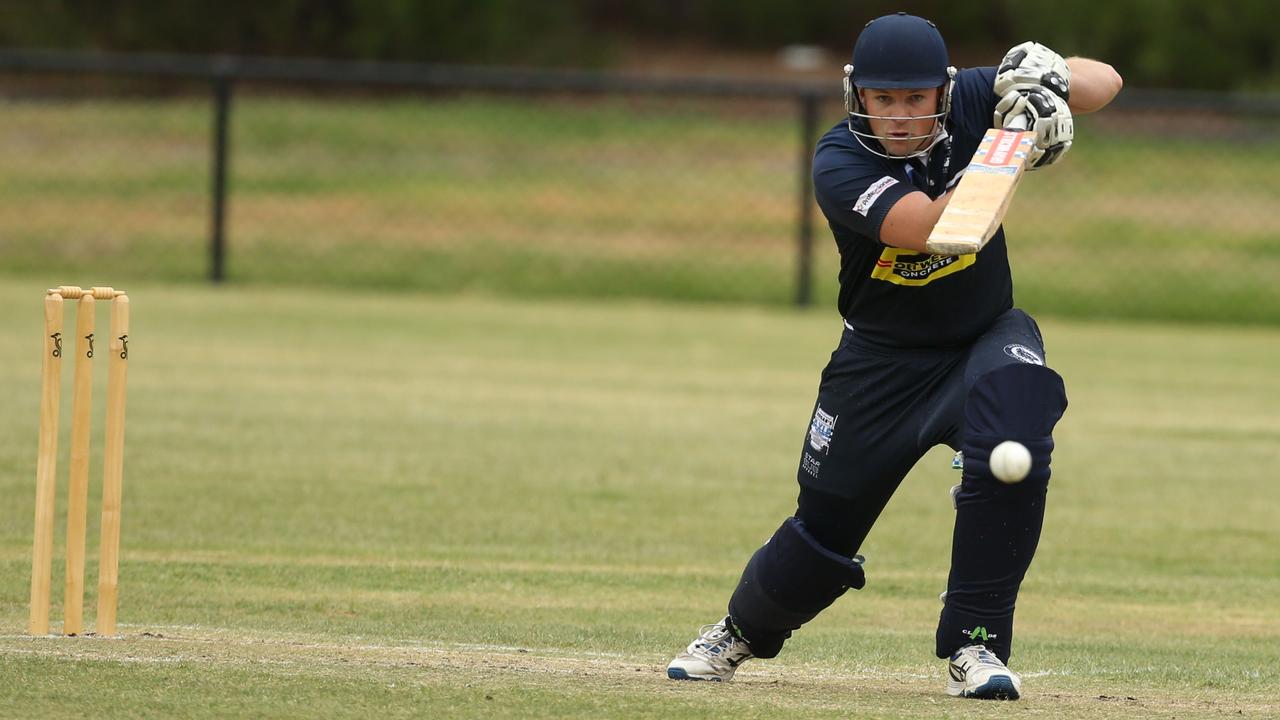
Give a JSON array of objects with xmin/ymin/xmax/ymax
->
[{"xmin": 813, "ymin": 67, "xmax": 1013, "ymax": 348}]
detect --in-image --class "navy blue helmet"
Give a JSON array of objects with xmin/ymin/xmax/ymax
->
[{"xmin": 851, "ymin": 13, "xmax": 950, "ymax": 89}]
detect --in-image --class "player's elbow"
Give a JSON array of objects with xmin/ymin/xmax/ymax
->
[
  {"xmin": 1068, "ymin": 59, "xmax": 1124, "ymax": 114},
  {"xmin": 1092, "ymin": 64, "xmax": 1124, "ymax": 108},
  {"xmin": 880, "ymin": 192, "xmax": 945, "ymax": 253},
  {"xmin": 880, "ymin": 198, "xmax": 942, "ymax": 252},
  {"xmin": 880, "ymin": 224, "xmax": 931, "ymax": 254}
]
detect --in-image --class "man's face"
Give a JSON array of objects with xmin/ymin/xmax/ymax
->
[{"xmin": 858, "ymin": 86, "xmax": 942, "ymax": 157}]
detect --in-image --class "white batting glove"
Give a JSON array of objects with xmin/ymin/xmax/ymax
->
[
  {"xmin": 994, "ymin": 41, "xmax": 1071, "ymax": 101},
  {"xmin": 994, "ymin": 87, "xmax": 1073, "ymax": 169}
]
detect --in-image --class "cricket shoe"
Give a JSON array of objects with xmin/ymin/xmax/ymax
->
[
  {"xmin": 667, "ymin": 618, "xmax": 754, "ymax": 681},
  {"xmin": 946, "ymin": 644, "xmax": 1022, "ymax": 700}
]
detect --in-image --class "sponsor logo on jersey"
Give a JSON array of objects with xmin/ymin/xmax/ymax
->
[
  {"xmin": 852, "ymin": 176, "xmax": 899, "ymax": 217},
  {"xmin": 870, "ymin": 247, "xmax": 976, "ymax": 286},
  {"xmin": 1002, "ymin": 343, "xmax": 1044, "ymax": 365},
  {"xmin": 808, "ymin": 406, "xmax": 837, "ymax": 454}
]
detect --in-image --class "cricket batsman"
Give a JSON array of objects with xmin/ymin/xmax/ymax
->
[{"xmin": 667, "ymin": 13, "xmax": 1122, "ymax": 699}]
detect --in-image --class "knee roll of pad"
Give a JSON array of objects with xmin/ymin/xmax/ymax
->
[
  {"xmin": 727, "ymin": 517, "xmax": 865, "ymax": 657},
  {"xmin": 967, "ymin": 364, "xmax": 1068, "ymax": 438},
  {"xmin": 961, "ymin": 364, "xmax": 1067, "ymax": 491}
]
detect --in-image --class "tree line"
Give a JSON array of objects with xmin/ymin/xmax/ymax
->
[{"xmin": 1, "ymin": 0, "xmax": 1275, "ymax": 91}]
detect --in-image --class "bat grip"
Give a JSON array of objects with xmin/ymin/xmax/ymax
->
[{"xmin": 1006, "ymin": 113, "xmax": 1030, "ymax": 131}]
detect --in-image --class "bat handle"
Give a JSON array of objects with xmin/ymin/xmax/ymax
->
[{"xmin": 1006, "ymin": 113, "xmax": 1030, "ymax": 131}]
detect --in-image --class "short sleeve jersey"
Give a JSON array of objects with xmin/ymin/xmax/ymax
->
[{"xmin": 813, "ymin": 67, "xmax": 1012, "ymax": 348}]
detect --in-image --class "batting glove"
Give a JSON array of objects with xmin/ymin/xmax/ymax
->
[
  {"xmin": 994, "ymin": 87, "xmax": 1074, "ymax": 170},
  {"xmin": 994, "ymin": 41, "xmax": 1071, "ymax": 101}
]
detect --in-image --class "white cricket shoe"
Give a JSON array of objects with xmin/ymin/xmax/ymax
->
[
  {"xmin": 946, "ymin": 644, "xmax": 1022, "ymax": 700},
  {"xmin": 667, "ymin": 619, "xmax": 755, "ymax": 681}
]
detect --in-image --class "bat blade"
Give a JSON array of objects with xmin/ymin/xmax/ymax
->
[{"xmin": 926, "ymin": 128, "xmax": 1034, "ymax": 256}]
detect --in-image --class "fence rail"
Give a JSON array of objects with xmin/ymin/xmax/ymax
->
[{"xmin": 1, "ymin": 48, "xmax": 836, "ymax": 303}]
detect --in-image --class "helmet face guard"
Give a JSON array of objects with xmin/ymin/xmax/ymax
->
[
  {"xmin": 843, "ymin": 13, "xmax": 954, "ymax": 159},
  {"xmin": 843, "ymin": 64, "xmax": 956, "ymax": 159}
]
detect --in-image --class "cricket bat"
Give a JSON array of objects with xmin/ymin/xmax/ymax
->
[{"xmin": 925, "ymin": 116, "xmax": 1033, "ymax": 256}]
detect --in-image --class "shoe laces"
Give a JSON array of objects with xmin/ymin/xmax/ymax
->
[
  {"xmin": 689, "ymin": 622, "xmax": 750, "ymax": 663},
  {"xmin": 958, "ymin": 644, "xmax": 1007, "ymax": 670}
]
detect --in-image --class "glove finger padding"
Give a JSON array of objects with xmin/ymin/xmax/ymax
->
[
  {"xmin": 995, "ymin": 41, "xmax": 1071, "ymax": 101},
  {"xmin": 994, "ymin": 87, "xmax": 1073, "ymax": 170},
  {"xmin": 992, "ymin": 91, "xmax": 1026, "ymax": 129}
]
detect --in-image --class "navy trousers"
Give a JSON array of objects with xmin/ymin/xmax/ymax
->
[{"xmin": 731, "ymin": 308, "xmax": 1066, "ymax": 663}]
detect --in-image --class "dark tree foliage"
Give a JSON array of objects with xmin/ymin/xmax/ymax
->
[{"xmin": 0, "ymin": 0, "xmax": 1274, "ymax": 89}]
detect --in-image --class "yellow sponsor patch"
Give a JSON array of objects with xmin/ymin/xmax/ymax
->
[{"xmin": 870, "ymin": 247, "xmax": 976, "ymax": 286}]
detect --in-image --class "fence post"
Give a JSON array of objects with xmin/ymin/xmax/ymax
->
[
  {"xmin": 795, "ymin": 92, "xmax": 819, "ymax": 307},
  {"xmin": 209, "ymin": 75, "xmax": 233, "ymax": 283}
]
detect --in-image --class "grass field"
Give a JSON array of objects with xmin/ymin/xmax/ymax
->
[
  {"xmin": 1, "ymin": 94, "xmax": 1278, "ymax": 322},
  {"xmin": 0, "ymin": 279, "xmax": 1277, "ymax": 718}
]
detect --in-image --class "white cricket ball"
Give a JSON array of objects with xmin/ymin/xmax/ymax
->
[{"xmin": 990, "ymin": 441, "xmax": 1032, "ymax": 484}]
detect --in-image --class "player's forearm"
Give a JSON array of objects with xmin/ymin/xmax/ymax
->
[
  {"xmin": 880, "ymin": 190, "xmax": 953, "ymax": 253},
  {"xmin": 1066, "ymin": 58, "xmax": 1123, "ymax": 114}
]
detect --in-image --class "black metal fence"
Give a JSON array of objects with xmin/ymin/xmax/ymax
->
[{"xmin": 2, "ymin": 49, "xmax": 1278, "ymax": 323}]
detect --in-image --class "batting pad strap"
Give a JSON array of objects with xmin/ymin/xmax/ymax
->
[{"xmin": 728, "ymin": 518, "xmax": 865, "ymax": 657}]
